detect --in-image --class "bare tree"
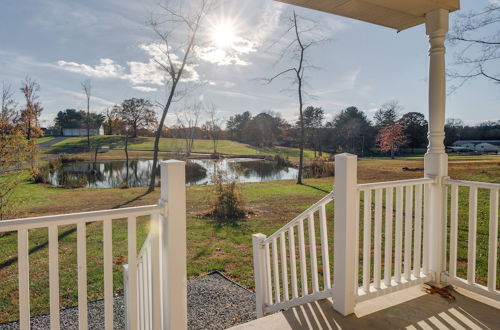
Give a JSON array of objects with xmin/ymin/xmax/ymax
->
[
  {"xmin": 19, "ymin": 77, "xmax": 43, "ymax": 141},
  {"xmin": 81, "ymin": 79, "xmax": 92, "ymax": 148},
  {"xmin": 147, "ymin": 0, "xmax": 210, "ymax": 192},
  {"xmin": 19, "ymin": 77, "xmax": 43, "ymax": 167},
  {"xmin": 1, "ymin": 82, "xmax": 17, "ymax": 126},
  {"xmin": 448, "ymin": 4, "xmax": 500, "ymax": 91},
  {"xmin": 204, "ymin": 103, "xmax": 223, "ymax": 154},
  {"xmin": 264, "ymin": 11, "xmax": 326, "ymax": 184},
  {"xmin": 113, "ymin": 105, "xmax": 132, "ymax": 187},
  {"xmin": 103, "ymin": 106, "xmax": 118, "ymax": 135},
  {"xmin": 176, "ymin": 102, "xmax": 201, "ymax": 156}
]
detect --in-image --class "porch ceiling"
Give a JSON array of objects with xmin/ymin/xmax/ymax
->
[{"xmin": 275, "ymin": 0, "xmax": 460, "ymax": 31}]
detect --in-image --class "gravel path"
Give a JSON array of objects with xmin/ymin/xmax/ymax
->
[{"xmin": 0, "ymin": 272, "xmax": 256, "ymax": 330}]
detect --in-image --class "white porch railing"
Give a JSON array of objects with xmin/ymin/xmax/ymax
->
[
  {"xmin": 356, "ymin": 177, "xmax": 435, "ymax": 302},
  {"xmin": 252, "ymin": 153, "xmax": 499, "ymax": 318},
  {"xmin": 443, "ymin": 178, "xmax": 499, "ymax": 301},
  {"xmin": 252, "ymin": 190, "xmax": 334, "ymax": 316},
  {"xmin": 0, "ymin": 160, "xmax": 187, "ymax": 330}
]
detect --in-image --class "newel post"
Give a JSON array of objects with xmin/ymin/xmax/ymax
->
[
  {"xmin": 424, "ymin": 9, "xmax": 449, "ymax": 285},
  {"xmin": 252, "ymin": 233, "xmax": 267, "ymax": 318},
  {"xmin": 159, "ymin": 160, "xmax": 187, "ymax": 330},
  {"xmin": 333, "ymin": 153, "xmax": 357, "ymax": 315}
]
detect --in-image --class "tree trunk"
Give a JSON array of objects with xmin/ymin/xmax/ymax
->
[
  {"xmin": 125, "ymin": 131, "xmax": 129, "ymax": 187},
  {"xmin": 87, "ymin": 98, "xmax": 90, "ymax": 150}
]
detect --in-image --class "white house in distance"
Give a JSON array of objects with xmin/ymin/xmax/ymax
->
[
  {"xmin": 450, "ymin": 140, "xmax": 500, "ymax": 153},
  {"xmin": 62, "ymin": 123, "xmax": 104, "ymax": 137}
]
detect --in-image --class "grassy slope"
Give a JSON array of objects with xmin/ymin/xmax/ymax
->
[
  {"xmin": 0, "ymin": 155, "xmax": 499, "ymax": 321},
  {"xmin": 36, "ymin": 137, "xmax": 55, "ymax": 144},
  {"xmin": 47, "ymin": 135, "xmax": 318, "ymax": 159}
]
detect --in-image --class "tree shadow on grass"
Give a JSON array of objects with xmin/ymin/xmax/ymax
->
[
  {"xmin": 302, "ymin": 183, "xmax": 331, "ymax": 194},
  {"xmin": 0, "ymin": 189, "xmax": 153, "ymax": 270}
]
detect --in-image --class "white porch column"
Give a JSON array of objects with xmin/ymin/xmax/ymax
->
[
  {"xmin": 424, "ymin": 9, "xmax": 449, "ymax": 285},
  {"xmin": 159, "ymin": 160, "xmax": 187, "ymax": 330},
  {"xmin": 333, "ymin": 153, "xmax": 357, "ymax": 315}
]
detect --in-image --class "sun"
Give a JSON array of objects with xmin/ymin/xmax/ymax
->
[{"xmin": 211, "ymin": 21, "xmax": 237, "ymax": 49}]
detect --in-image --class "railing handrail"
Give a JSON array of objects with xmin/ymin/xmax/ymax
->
[
  {"xmin": 444, "ymin": 178, "xmax": 500, "ymax": 189},
  {"xmin": 262, "ymin": 190, "xmax": 334, "ymax": 244},
  {"xmin": 357, "ymin": 177, "xmax": 436, "ymax": 191},
  {"xmin": 0, "ymin": 204, "xmax": 162, "ymax": 232}
]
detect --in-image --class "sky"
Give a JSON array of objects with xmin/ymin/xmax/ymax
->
[{"xmin": 0, "ymin": 0, "xmax": 498, "ymax": 128}]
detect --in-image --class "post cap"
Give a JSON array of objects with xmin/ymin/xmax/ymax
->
[{"xmin": 161, "ymin": 159, "xmax": 185, "ymax": 165}]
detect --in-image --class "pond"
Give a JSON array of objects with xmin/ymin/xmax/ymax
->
[{"xmin": 45, "ymin": 158, "xmax": 298, "ymax": 188}]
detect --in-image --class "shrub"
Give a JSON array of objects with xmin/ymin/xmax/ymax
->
[
  {"xmin": 274, "ymin": 154, "xmax": 292, "ymax": 167},
  {"xmin": 209, "ymin": 171, "xmax": 245, "ymax": 221},
  {"xmin": 185, "ymin": 161, "xmax": 207, "ymax": 183},
  {"xmin": 304, "ymin": 156, "xmax": 335, "ymax": 178},
  {"xmin": 29, "ymin": 167, "xmax": 46, "ymax": 183}
]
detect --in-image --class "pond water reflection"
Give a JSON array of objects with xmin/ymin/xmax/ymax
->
[{"xmin": 45, "ymin": 158, "xmax": 298, "ymax": 188}]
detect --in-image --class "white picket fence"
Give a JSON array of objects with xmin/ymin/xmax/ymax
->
[
  {"xmin": 0, "ymin": 160, "xmax": 187, "ymax": 330},
  {"xmin": 253, "ymin": 153, "xmax": 500, "ymax": 317}
]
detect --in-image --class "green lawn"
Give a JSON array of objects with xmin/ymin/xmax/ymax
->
[
  {"xmin": 36, "ymin": 136, "xmax": 55, "ymax": 144},
  {"xmin": 0, "ymin": 155, "xmax": 498, "ymax": 322},
  {"xmin": 47, "ymin": 135, "xmax": 318, "ymax": 159}
]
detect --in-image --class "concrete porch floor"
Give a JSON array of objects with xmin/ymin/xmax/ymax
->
[{"xmin": 230, "ymin": 285, "xmax": 500, "ymax": 330}]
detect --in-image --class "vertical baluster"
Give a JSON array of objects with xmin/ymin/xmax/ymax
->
[
  {"xmin": 280, "ymin": 232, "xmax": 289, "ymax": 301},
  {"xmin": 384, "ymin": 187, "xmax": 394, "ymax": 287},
  {"xmin": 488, "ymin": 189, "xmax": 498, "ymax": 292},
  {"xmin": 264, "ymin": 243, "xmax": 273, "ymax": 305},
  {"xmin": 150, "ymin": 214, "xmax": 161, "ymax": 330},
  {"xmin": 271, "ymin": 238, "xmax": 281, "ymax": 303},
  {"xmin": 373, "ymin": 189, "xmax": 382, "ymax": 289},
  {"xmin": 422, "ymin": 184, "xmax": 431, "ymax": 275},
  {"xmin": 298, "ymin": 218, "xmax": 308, "ymax": 296},
  {"xmin": 48, "ymin": 225, "xmax": 60, "ymax": 330},
  {"xmin": 77, "ymin": 222, "xmax": 88, "ymax": 330},
  {"xmin": 468, "ymin": 187, "xmax": 478, "ymax": 285},
  {"xmin": 318, "ymin": 205, "xmax": 331, "ymax": 290},
  {"xmin": 145, "ymin": 242, "xmax": 151, "ymax": 329},
  {"xmin": 139, "ymin": 258, "xmax": 145, "ymax": 330},
  {"xmin": 127, "ymin": 217, "xmax": 138, "ymax": 330},
  {"xmin": 394, "ymin": 186, "xmax": 404, "ymax": 283},
  {"xmin": 103, "ymin": 219, "xmax": 113, "ymax": 330},
  {"xmin": 449, "ymin": 184, "xmax": 459, "ymax": 278},
  {"xmin": 413, "ymin": 185, "xmax": 423, "ymax": 277},
  {"xmin": 18, "ymin": 228, "xmax": 30, "ymax": 330},
  {"xmin": 288, "ymin": 227, "xmax": 298, "ymax": 298},
  {"xmin": 308, "ymin": 213, "xmax": 319, "ymax": 293},
  {"xmin": 441, "ymin": 184, "xmax": 448, "ymax": 271},
  {"xmin": 362, "ymin": 189, "xmax": 372, "ymax": 292},
  {"xmin": 404, "ymin": 185, "xmax": 413, "ymax": 280},
  {"xmin": 354, "ymin": 191, "xmax": 360, "ymax": 294}
]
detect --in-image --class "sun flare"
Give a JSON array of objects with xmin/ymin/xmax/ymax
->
[{"xmin": 211, "ymin": 21, "xmax": 237, "ymax": 49}]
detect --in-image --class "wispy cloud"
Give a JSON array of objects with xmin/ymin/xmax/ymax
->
[
  {"xmin": 309, "ymin": 68, "xmax": 362, "ymax": 96},
  {"xmin": 132, "ymin": 86, "xmax": 158, "ymax": 92},
  {"xmin": 57, "ymin": 58, "xmax": 123, "ymax": 78},
  {"xmin": 56, "ymin": 42, "xmax": 200, "ymax": 87}
]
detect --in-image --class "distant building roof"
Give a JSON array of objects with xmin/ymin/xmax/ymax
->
[{"xmin": 452, "ymin": 140, "xmax": 500, "ymax": 146}]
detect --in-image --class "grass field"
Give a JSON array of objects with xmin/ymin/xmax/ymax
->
[
  {"xmin": 45, "ymin": 135, "xmax": 319, "ymax": 159},
  {"xmin": 36, "ymin": 136, "xmax": 55, "ymax": 144},
  {"xmin": 0, "ymin": 155, "xmax": 499, "ymax": 322}
]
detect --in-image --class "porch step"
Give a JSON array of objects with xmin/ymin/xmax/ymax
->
[{"xmin": 228, "ymin": 285, "xmax": 500, "ymax": 330}]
